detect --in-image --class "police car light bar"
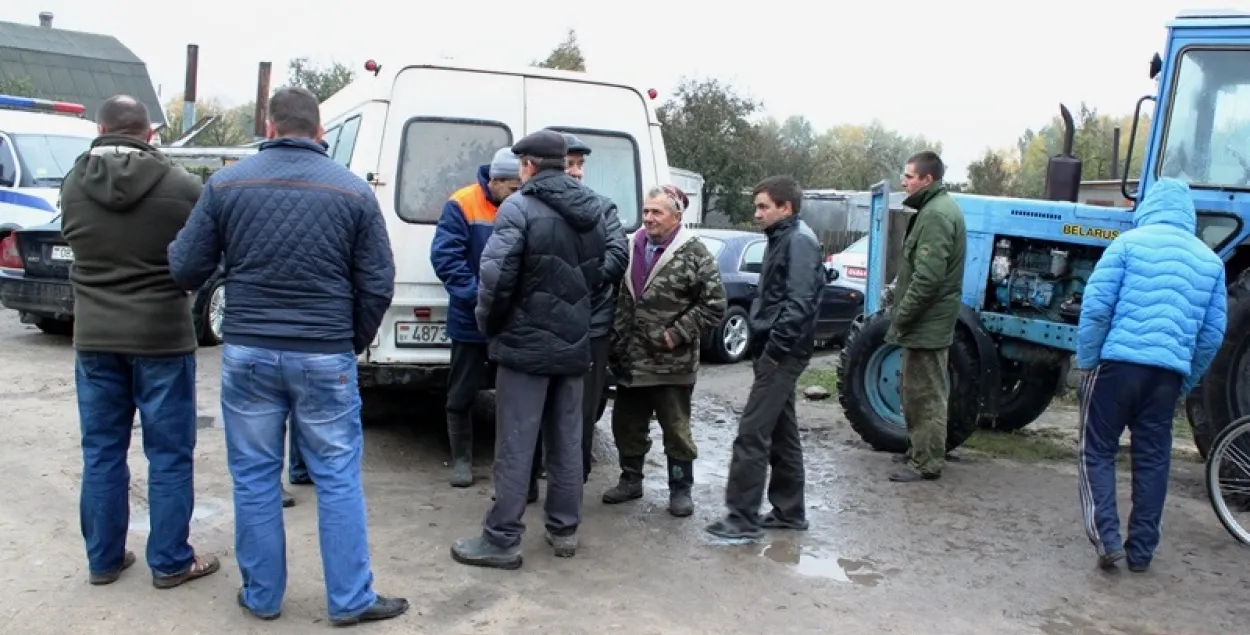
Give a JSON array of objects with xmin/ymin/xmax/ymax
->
[{"xmin": 0, "ymin": 94, "xmax": 87, "ymax": 116}]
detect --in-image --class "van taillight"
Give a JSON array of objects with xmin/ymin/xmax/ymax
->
[
  {"xmin": 413, "ymin": 307, "xmax": 431, "ymax": 319},
  {"xmin": 0, "ymin": 234, "xmax": 22, "ymax": 269}
]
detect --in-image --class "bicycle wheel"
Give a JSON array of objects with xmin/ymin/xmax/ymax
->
[{"xmin": 1205, "ymin": 414, "xmax": 1250, "ymax": 545}]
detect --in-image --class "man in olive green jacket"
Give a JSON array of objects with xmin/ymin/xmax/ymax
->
[{"xmin": 885, "ymin": 151, "xmax": 967, "ymax": 482}]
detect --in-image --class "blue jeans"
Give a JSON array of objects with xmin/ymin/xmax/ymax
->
[
  {"xmin": 221, "ymin": 344, "xmax": 377, "ymax": 620},
  {"xmin": 76, "ymin": 352, "xmax": 197, "ymax": 577},
  {"xmin": 288, "ymin": 422, "xmax": 308, "ymax": 483}
]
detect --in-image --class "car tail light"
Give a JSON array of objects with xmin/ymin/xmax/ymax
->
[{"xmin": 0, "ymin": 234, "xmax": 22, "ymax": 269}]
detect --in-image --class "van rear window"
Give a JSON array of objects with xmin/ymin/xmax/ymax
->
[
  {"xmin": 396, "ymin": 119, "xmax": 513, "ymax": 223},
  {"xmin": 552, "ymin": 130, "xmax": 641, "ymax": 230}
]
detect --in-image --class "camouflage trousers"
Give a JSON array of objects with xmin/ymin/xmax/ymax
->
[
  {"xmin": 611, "ymin": 385, "xmax": 697, "ymax": 462},
  {"xmin": 901, "ymin": 347, "xmax": 949, "ymax": 475}
]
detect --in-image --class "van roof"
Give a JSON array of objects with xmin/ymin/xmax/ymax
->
[
  {"xmin": 0, "ymin": 108, "xmax": 98, "ymax": 137},
  {"xmin": 320, "ymin": 59, "xmax": 660, "ymax": 125}
]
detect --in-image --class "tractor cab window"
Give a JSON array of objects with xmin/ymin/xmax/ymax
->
[{"xmin": 1159, "ymin": 48, "xmax": 1250, "ymax": 189}]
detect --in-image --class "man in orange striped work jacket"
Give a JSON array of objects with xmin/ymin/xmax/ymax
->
[{"xmin": 431, "ymin": 148, "xmax": 522, "ymax": 489}]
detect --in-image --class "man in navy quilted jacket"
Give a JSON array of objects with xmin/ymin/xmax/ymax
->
[
  {"xmin": 167, "ymin": 87, "xmax": 407, "ymax": 625},
  {"xmin": 1076, "ymin": 177, "xmax": 1228, "ymax": 574}
]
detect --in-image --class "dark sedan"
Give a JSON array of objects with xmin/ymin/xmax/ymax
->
[
  {"xmin": 692, "ymin": 228, "xmax": 863, "ymax": 364},
  {"xmin": 0, "ymin": 219, "xmax": 225, "ymax": 344}
]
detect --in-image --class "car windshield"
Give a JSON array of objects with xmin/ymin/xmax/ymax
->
[
  {"xmin": 11, "ymin": 134, "xmax": 92, "ymax": 186},
  {"xmin": 1158, "ymin": 48, "xmax": 1250, "ymax": 189},
  {"xmin": 696, "ymin": 236, "xmax": 726, "ymax": 259}
]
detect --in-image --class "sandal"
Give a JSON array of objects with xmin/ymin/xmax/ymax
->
[
  {"xmin": 89, "ymin": 550, "xmax": 136, "ymax": 585},
  {"xmin": 152, "ymin": 553, "xmax": 220, "ymax": 589}
]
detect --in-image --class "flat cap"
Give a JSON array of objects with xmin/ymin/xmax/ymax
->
[
  {"xmin": 511, "ymin": 129, "xmax": 567, "ymax": 161},
  {"xmin": 561, "ymin": 132, "xmax": 592, "ymax": 155}
]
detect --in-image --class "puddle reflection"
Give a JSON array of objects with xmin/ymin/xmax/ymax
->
[{"xmin": 757, "ymin": 541, "xmax": 885, "ymax": 587}]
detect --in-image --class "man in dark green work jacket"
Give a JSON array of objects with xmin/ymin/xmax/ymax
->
[{"xmin": 885, "ymin": 151, "xmax": 966, "ymax": 482}]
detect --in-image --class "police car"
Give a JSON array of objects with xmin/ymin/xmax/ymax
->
[{"xmin": 0, "ymin": 95, "xmax": 96, "ymax": 334}]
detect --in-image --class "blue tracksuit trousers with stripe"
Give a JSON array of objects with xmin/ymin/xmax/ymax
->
[{"xmin": 1077, "ymin": 361, "xmax": 1182, "ymax": 565}]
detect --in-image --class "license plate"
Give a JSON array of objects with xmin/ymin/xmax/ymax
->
[
  {"xmin": 50, "ymin": 245, "xmax": 74, "ymax": 261},
  {"xmin": 846, "ymin": 266, "xmax": 867, "ymax": 278},
  {"xmin": 394, "ymin": 321, "xmax": 449, "ymax": 347}
]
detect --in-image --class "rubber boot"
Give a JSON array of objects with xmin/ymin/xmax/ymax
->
[
  {"xmin": 447, "ymin": 412, "xmax": 474, "ymax": 488},
  {"xmin": 667, "ymin": 458, "xmax": 694, "ymax": 517},
  {"xmin": 602, "ymin": 455, "xmax": 645, "ymax": 504}
]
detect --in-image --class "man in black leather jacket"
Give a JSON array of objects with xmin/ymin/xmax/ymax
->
[{"xmin": 706, "ymin": 175, "xmax": 826, "ymax": 541}]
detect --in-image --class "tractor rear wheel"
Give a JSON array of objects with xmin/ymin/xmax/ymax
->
[
  {"xmin": 1188, "ymin": 269, "xmax": 1250, "ymax": 460},
  {"xmin": 836, "ymin": 311, "xmax": 981, "ymax": 453},
  {"xmin": 980, "ymin": 361, "xmax": 1059, "ymax": 432}
]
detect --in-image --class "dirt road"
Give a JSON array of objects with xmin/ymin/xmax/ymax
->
[{"xmin": 0, "ymin": 316, "xmax": 1244, "ymax": 635}]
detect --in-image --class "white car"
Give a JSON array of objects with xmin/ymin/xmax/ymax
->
[{"xmin": 825, "ymin": 235, "xmax": 868, "ymax": 292}]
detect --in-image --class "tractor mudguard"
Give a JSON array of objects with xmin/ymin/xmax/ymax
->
[{"xmin": 957, "ymin": 305, "xmax": 1002, "ymax": 420}]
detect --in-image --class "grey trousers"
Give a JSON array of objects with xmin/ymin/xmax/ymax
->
[{"xmin": 482, "ymin": 365, "xmax": 584, "ymax": 548}]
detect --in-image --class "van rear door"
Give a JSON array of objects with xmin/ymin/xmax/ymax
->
[
  {"xmin": 370, "ymin": 67, "xmax": 523, "ymax": 366},
  {"xmin": 524, "ymin": 78, "xmax": 659, "ymax": 232}
]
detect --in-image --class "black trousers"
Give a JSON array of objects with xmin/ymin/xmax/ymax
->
[
  {"xmin": 532, "ymin": 335, "xmax": 611, "ymax": 483},
  {"xmin": 446, "ymin": 341, "xmax": 492, "ymax": 416},
  {"xmin": 724, "ymin": 354, "xmax": 809, "ymax": 527}
]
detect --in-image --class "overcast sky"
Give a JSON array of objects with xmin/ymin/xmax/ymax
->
[{"xmin": 3, "ymin": 0, "xmax": 1241, "ymax": 181}]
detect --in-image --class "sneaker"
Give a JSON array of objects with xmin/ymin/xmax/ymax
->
[
  {"xmin": 330, "ymin": 596, "xmax": 410, "ymax": 626},
  {"xmin": 705, "ymin": 517, "xmax": 764, "ymax": 541},
  {"xmin": 1097, "ymin": 551, "xmax": 1125, "ymax": 571},
  {"xmin": 760, "ymin": 511, "xmax": 809, "ymax": 531},
  {"xmin": 450, "ymin": 536, "xmax": 523, "ymax": 570}
]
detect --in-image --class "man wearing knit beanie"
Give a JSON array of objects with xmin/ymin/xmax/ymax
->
[{"xmin": 431, "ymin": 147, "xmax": 522, "ymax": 489}]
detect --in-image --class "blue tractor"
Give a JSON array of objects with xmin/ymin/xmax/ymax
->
[{"xmin": 836, "ymin": 9, "xmax": 1250, "ymax": 457}]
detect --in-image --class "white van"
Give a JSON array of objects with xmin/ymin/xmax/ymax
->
[
  {"xmin": 0, "ymin": 95, "xmax": 97, "ymax": 233},
  {"xmin": 317, "ymin": 60, "xmax": 670, "ymax": 396}
]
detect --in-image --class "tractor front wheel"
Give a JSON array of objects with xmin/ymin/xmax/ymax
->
[{"xmin": 836, "ymin": 311, "xmax": 981, "ymax": 453}]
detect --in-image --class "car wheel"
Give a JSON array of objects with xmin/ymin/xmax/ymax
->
[
  {"xmin": 710, "ymin": 306, "xmax": 750, "ymax": 364},
  {"xmin": 196, "ymin": 279, "xmax": 225, "ymax": 347},
  {"xmin": 35, "ymin": 318, "xmax": 72, "ymax": 336}
]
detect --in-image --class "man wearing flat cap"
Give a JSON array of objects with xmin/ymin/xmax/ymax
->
[
  {"xmin": 526, "ymin": 131, "xmax": 628, "ymax": 487},
  {"xmin": 431, "ymin": 147, "xmax": 522, "ymax": 489},
  {"xmin": 451, "ymin": 129, "xmax": 606, "ymax": 569}
]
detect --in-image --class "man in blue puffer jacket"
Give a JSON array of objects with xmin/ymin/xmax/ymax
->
[{"xmin": 1075, "ymin": 177, "xmax": 1227, "ymax": 574}]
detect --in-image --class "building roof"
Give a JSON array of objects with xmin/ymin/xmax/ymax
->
[{"xmin": 0, "ymin": 19, "xmax": 165, "ymax": 124}]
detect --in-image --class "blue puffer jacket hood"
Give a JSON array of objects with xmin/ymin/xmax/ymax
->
[{"xmin": 1133, "ymin": 178, "xmax": 1197, "ymax": 233}]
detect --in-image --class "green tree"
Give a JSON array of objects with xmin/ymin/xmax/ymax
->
[
  {"xmin": 287, "ymin": 58, "xmax": 355, "ymax": 102},
  {"xmin": 657, "ymin": 78, "xmax": 761, "ymax": 222},
  {"xmin": 534, "ymin": 29, "xmax": 587, "ymax": 72},
  {"xmin": 814, "ymin": 122, "xmax": 941, "ymax": 190},
  {"xmin": 0, "ymin": 76, "xmax": 36, "ymax": 97},
  {"xmin": 160, "ymin": 95, "xmax": 252, "ymax": 146},
  {"xmin": 966, "ymin": 147, "xmax": 1018, "ymax": 196}
]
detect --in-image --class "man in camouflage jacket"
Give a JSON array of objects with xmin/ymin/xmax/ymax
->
[{"xmin": 604, "ymin": 185, "xmax": 727, "ymax": 517}]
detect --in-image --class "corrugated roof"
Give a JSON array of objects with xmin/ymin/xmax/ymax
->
[{"xmin": 0, "ymin": 20, "xmax": 165, "ymax": 124}]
